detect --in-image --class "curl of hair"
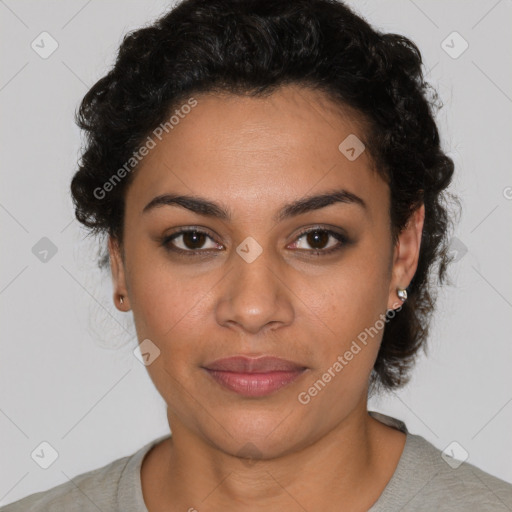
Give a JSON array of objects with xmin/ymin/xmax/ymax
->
[{"xmin": 71, "ymin": 0, "xmax": 459, "ymax": 391}]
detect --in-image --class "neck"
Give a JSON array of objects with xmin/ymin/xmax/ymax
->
[{"xmin": 141, "ymin": 403, "xmax": 406, "ymax": 511}]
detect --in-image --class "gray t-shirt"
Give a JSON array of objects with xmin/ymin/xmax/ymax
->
[{"xmin": 2, "ymin": 412, "xmax": 511, "ymax": 511}]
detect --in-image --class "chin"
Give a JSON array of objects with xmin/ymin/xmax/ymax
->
[{"xmin": 195, "ymin": 407, "xmax": 312, "ymax": 461}]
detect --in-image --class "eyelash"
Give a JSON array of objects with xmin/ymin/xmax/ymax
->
[{"xmin": 160, "ymin": 226, "xmax": 349, "ymax": 257}]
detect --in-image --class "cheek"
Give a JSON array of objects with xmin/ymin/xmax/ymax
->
[
  {"xmin": 131, "ymin": 272, "xmax": 205, "ymax": 341},
  {"xmin": 124, "ymin": 248, "xmax": 197, "ymax": 338},
  {"xmin": 295, "ymin": 288, "xmax": 385, "ymax": 417},
  {"xmin": 317, "ymin": 249, "xmax": 390, "ymax": 331},
  {"xmin": 311, "ymin": 282, "xmax": 384, "ymax": 370},
  {"xmin": 299, "ymin": 247, "xmax": 391, "ymax": 388},
  {"xmin": 127, "ymin": 264, "xmax": 209, "ymax": 399}
]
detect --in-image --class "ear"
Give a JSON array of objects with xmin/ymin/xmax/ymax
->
[
  {"xmin": 108, "ymin": 236, "xmax": 130, "ymax": 311},
  {"xmin": 387, "ymin": 203, "xmax": 425, "ymax": 310}
]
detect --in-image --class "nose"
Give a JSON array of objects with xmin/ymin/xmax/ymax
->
[{"xmin": 215, "ymin": 245, "xmax": 295, "ymax": 335}]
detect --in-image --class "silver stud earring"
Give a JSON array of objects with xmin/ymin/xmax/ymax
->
[
  {"xmin": 397, "ymin": 288, "xmax": 408, "ymax": 302},
  {"xmin": 119, "ymin": 295, "xmax": 124, "ymax": 305}
]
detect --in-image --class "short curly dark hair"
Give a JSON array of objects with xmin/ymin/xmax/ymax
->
[{"xmin": 70, "ymin": 0, "xmax": 459, "ymax": 391}]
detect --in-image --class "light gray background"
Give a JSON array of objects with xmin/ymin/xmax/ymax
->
[{"xmin": 1, "ymin": 0, "xmax": 511, "ymax": 506}]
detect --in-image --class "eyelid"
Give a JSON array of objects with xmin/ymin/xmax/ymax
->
[
  {"xmin": 162, "ymin": 226, "xmax": 223, "ymax": 252},
  {"xmin": 289, "ymin": 226, "xmax": 348, "ymax": 254},
  {"xmin": 160, "ymin": 225, "xmax": 349, "ymax": 256}
]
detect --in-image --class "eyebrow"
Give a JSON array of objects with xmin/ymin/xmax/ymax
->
[{"xmin": 142, "ymin": 188, "xmax": 367, "ymax": 223}]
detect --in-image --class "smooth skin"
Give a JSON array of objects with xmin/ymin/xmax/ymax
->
[{"xmin": 109, "ymin": 84, "xmax": 425, "ymax": 511}]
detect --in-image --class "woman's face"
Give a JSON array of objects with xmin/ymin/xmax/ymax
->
[{"xmin": 110, "ymin": 85, "xmax": 423, "ymax": 458}]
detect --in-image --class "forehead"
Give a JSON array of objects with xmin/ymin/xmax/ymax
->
[{"xmin": 126, "ymin": 85, "xmax": 386, "ymax": 218}]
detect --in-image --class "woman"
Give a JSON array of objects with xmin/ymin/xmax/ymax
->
[{"xmin": 3, "ymin": 0, "xmax": 511, "ymax": 510}]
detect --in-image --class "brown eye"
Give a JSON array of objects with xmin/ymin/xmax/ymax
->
[
  {"xmin": 305, "ymin": 230, "xmax": 330, "ymax": 250},
  {"xmin": 290, "ymin": 228, "xmax": 347, "ymax": 255},
  {"xmin": 181, "ymin": 231, "xmax": 207, "ymax": 250},
  {"xmin": 161, "ymin": 228, "xmax": 222, "ymax": 254},
  {"xmin": 161, "ymin": 226, "xmax": 348, "ymax": 257}
]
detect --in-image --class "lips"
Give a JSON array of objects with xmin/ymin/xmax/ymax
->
[
  {"xmin": 204, "ymin": 356, "xmax": 306, "ymax": 373},
  {"xmin": 202, "ymin": 356, "xmax": 308, "ymax": 397}
]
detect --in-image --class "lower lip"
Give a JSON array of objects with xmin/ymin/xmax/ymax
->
[{"xmin": 204, "ymin": 369, "xmax": 306, "ymax": 397}]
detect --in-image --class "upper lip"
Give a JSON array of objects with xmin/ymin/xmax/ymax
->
[{"xmin": 202, "ymin": 356, "xmax": 306, "ymax": 373}]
